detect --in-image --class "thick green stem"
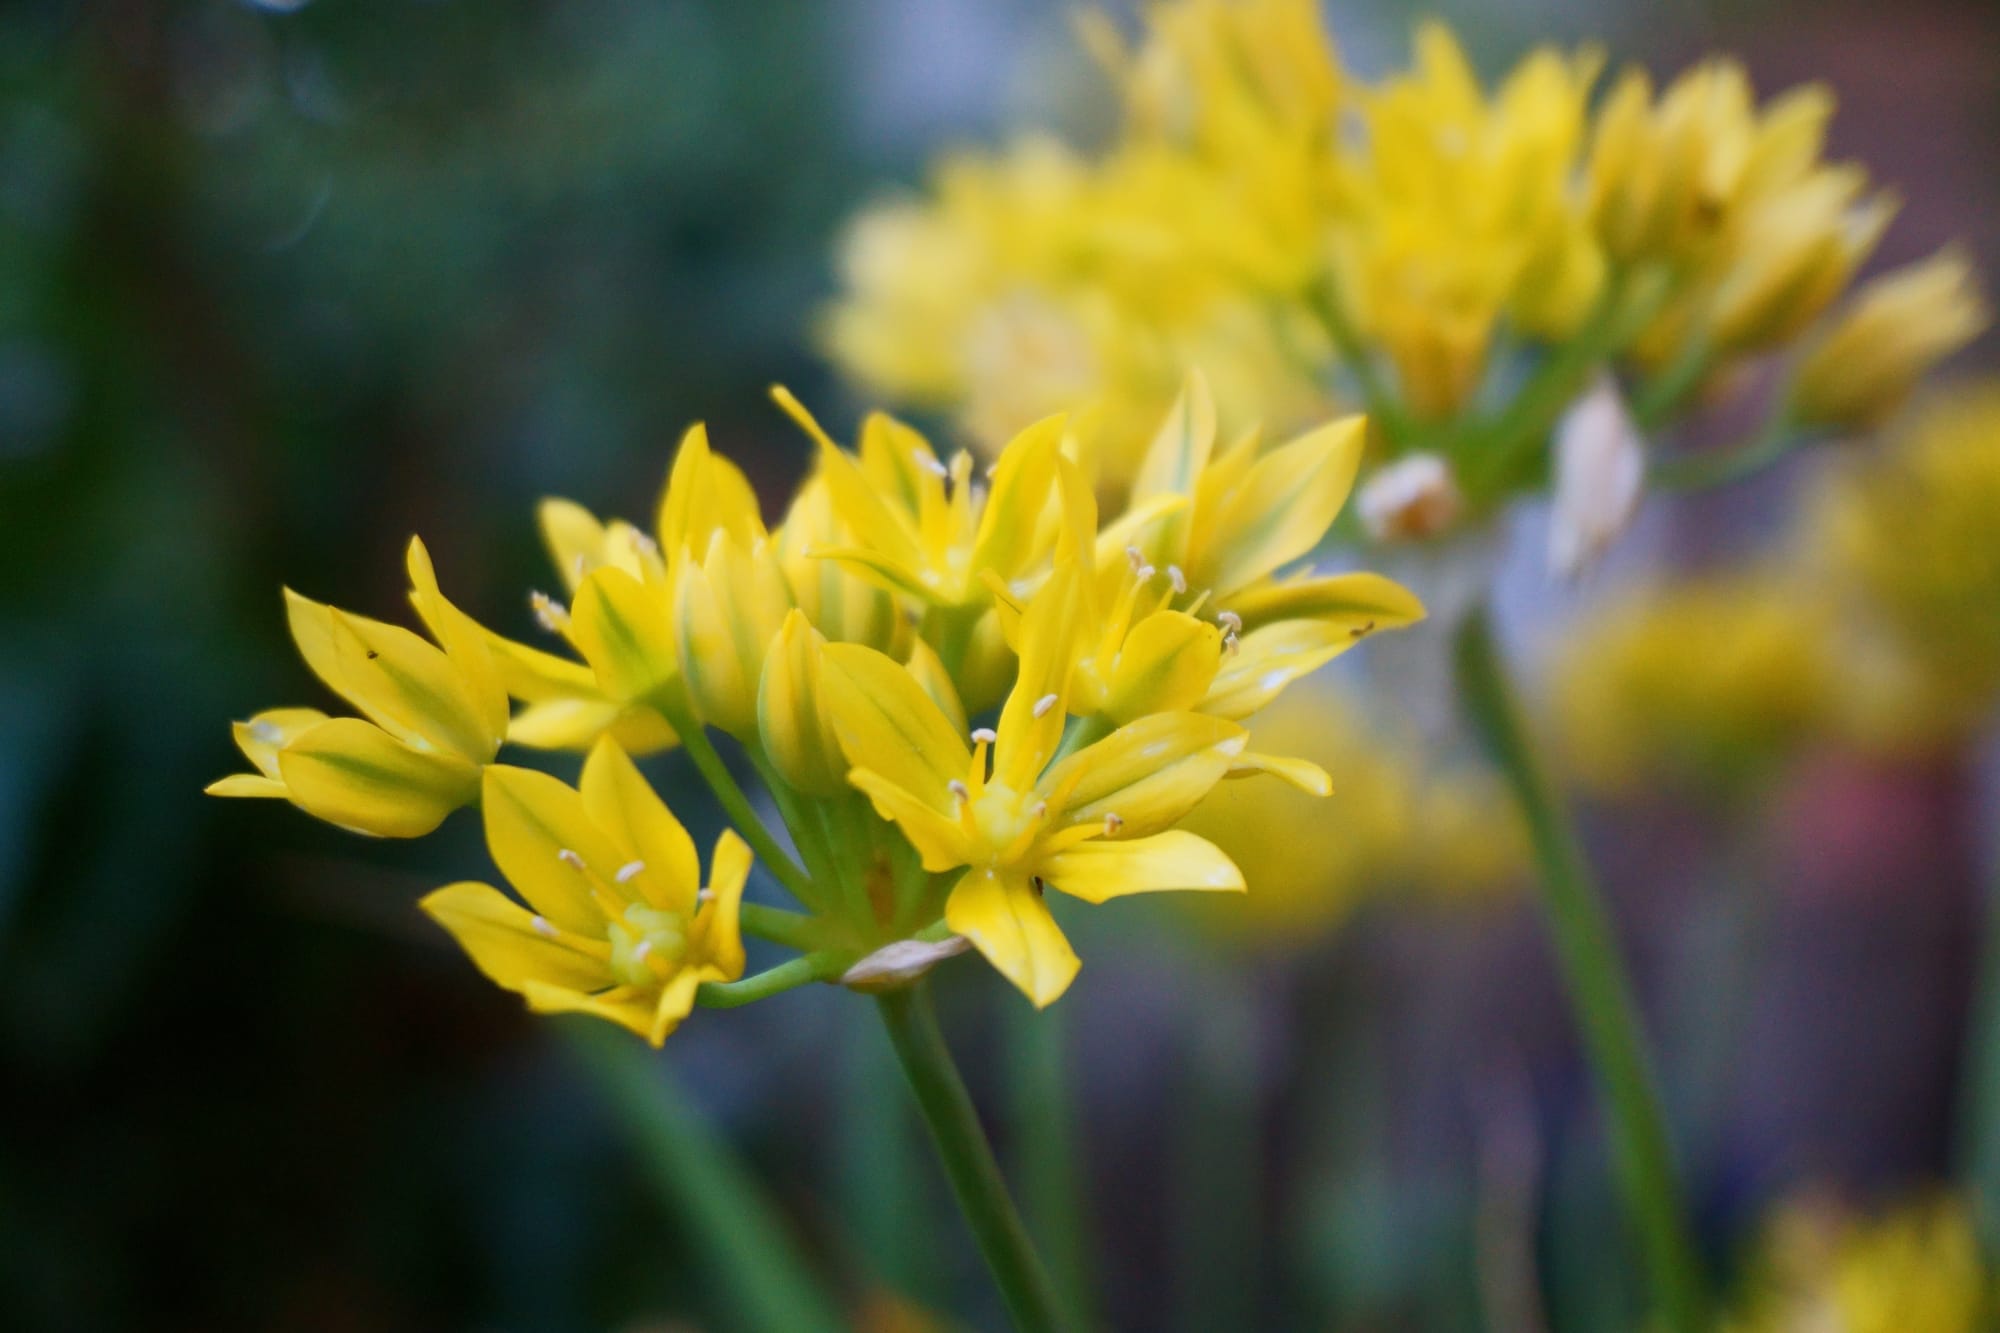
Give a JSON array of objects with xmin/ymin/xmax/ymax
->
[
  {"xmin": 565, "ymin": 1025, "xmax": 847, "ymax": 1333},
  {"xmin": 877, "ymin": 984, "xmax": 1074, "ymax": 1333},
  {"xmin": 739, "ymin": 902, "xmax": 824, "ymax": 952},
  {"xmin": 1004, "ymin": 1001, "xmax": 1097, "ymax": 1328},
  {"xmin": 1453, "ymin": 608, "xmax": 1708, "ymax": 1333},
  {"xmin": 651, "ymin": 687, "xmax": 817, "ymax": 906}
]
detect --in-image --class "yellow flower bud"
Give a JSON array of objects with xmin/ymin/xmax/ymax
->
[
  {"xmin": 1706, "ymin": 171, "xmax": 1893, "ymax": 351},
  {"xmin": 672, "ymin": 530, "xmax": 793, "ymax": 739},
  {"xmin": 758, "ymin": 611, "xmax": 849, "ymax": 796},
  {"xmin": 1793, "ymin": 247, "xmax": 1989, "ymax": 430}
]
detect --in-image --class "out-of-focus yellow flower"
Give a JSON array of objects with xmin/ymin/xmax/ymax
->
[
  {"xmin": 1181, "ymin": 677, "xmax": 1524, "ymax": 943},
  {"xmin": 421, "ymin": 741, "xmax": 751, "ymax": 1046},
  {"xmin": 821, "ymin": 566, "xmax": 1252, "ymax": 1008},
  {"xmin": 1804, "ymin": 384, "xmax": 2000, "ymax": 740},
  {"xmin": 1551, "ymin": 574, "xmax": 1838, "ymax": 796},
  {"xmin": 208, "ymin": 538, "xmax": 507, "ymax": 837},
  {"xmin": 1793, "ymin": 248, "xmax": 1990, "ymax": 430},
  {"xmin": 1725, "ymin": 1192, "xmax": 1995, "ymax": 1333},
  {"xmin": 1334, "ymin": 24, "xmax": 1603, "ymax": 418},
  {"xmin": 673, "ymin": 528, "xmax": 793, "ymax": 740}
]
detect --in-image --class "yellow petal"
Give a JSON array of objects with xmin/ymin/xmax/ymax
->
[
  {"xmin": 283, "ymin": 588, "xmax": 349, "ymax": 704},
  {"xmin": 1201, "ymin": 620, "xmax": 1357, "ymax": 719},
  {"xmin": 568, "ymin": 566, "xmax": 678, "ymax": 706},
  {"xmin": 1226, "ymin": 571, "xmax": 1427, "ymax": 634},
  {"xmin": 994, "ymin": 563, "xmax": 1083, "ymax": 790},
  {"xmin": 1228, "ymin": 751, "xmax": 1333, "ymax": 796},
  {"xmin": 692, "ymin": 829, "xmax": 753, "ymax": 981},
  {"xmin": 758, "ymin": 610, "xmax": 848, "ymax": 796},
  {"xmin": 808, "ymin": 434, "xmax": 924, "ymax": 576},
  {"xmin": 276, "ymin": 717, "xmax": 480, "ymax": 838},
  {"xmin": 480, "ymin": 764, "xmax": 625, "ymax": 934},
  {"xmin": 419, "ymin": 880, "xmax": 613, "ymax": 993},
  {"xmin": 902, "ymin": 637, "xmax": 971, "ymax": 742},
  {"xmin": 1042, "ymin": 831, "xmax": 1244, "ymax": 904},
  {"xmin": 657, "ymin": 423, "xmax": 768, "ymax": 557},
  {"xmin": 1043, "ymin": 712, "xmax": 1246, "ymax": 838},
  {"xmin": 205, "ymin": 774, "xmax": 288, "ymax": 798},
  {"xmin": 539, "ymin": 497, "xmax": 610, "ymax": 592},
  {"xmin": 579, "ymin": 736, "xmax": 700, "ymax": 914},
  {"xmin": 1198, "ymin": 416, "xmax": 1365, "ymax": 597},
  {"xmin": 846, "ymin": 767, "xmax": 973, "ymax": 872},
  {"xmin": 970, "ymin": 414, "xmax": 1064, "ymax": 581},
  {"xmin": 406, "ymin": 537, "xmax": 509, "ymax": 746},
  {"xmin": 327, "ymin": 605, "xmax": 493, "ymax": 760},
  {"xmin": 820, "ymin": 643, "xmax": 971, "ymax": 811},
  {"xmin": 519, "ymin": 980, "xmax": 659, "ymax": 1043},
  {"xmin": 1104, "ymin": 611, "xmax": 1222, "ymax": 723},
  {"xmin": 231, "ymin": 707, "xmax": 329, "ymax": 780},
  {"xmin": 647, "ymin": 972, "xmax": 706, "ymax": 1046},
  {"xmin": 486, "ymin": 633, "xmax": 597, "ymax": 701},
  {"xmin": 944, "ymin": 868, "xmax": 1080, "ymax": 1009},
  {"xmin": 1130, "ymin": 371, "xmax": 1218, "ymax": 503}
]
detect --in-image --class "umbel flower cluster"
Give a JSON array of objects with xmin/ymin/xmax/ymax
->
[
  {"xmin": 210, "ymin": 377, "xmax": 1422, "ymax": 1039},
  {"xmin": 825, "ymin": 1, "xmax": 1985, "ymax": 538}
]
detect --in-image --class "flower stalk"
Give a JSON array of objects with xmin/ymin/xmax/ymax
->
[
  {"xmin": 1453, "ymin": 606, "xmax": 1709, "ymax": 1333},
  {"xmin": 877, "ymin": 983, "xmax": 1075, "ymax": 1333}
]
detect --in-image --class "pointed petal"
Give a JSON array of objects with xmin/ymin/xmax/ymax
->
[
  {"xmin": 486, "ymin": 633, "xmax": 597, "ymax": 701},
  {"xmin": 538, "ymin": 497, "xmax": 610, "ymax": 592},
  {"xmin": 1043, "ymin": 830, "xmax": 1244, "ymax": 903},
  {"xmin": 205, "ymin": 774, "xmax": 288, "ymax": 798},
  {"xmin": 1226, "ymin": 571, "xmax": 1426, "ymax": 634},
  {"xmin": 1201, "ymin": 620, "xmax": 1358, "ymax": 720},
  {"xmin": 569, "ymin": 566, "xmax": 678, "ymax": 705},
  {"xmin": 971, "ymin": 414, "xmax": 1065, "ymax": 580},
  {"xmin": 406, "ymin": 537, "xmax": 509, "ymax": 744},
  {"xmin": 326, "ymin": 605, "xmax": 492, "ymax": 760},
  {"xmin": 995, "ymin": 562, "xmax": 1084, "ymax": 789},
  {"xmin": 1199, "ymin": 416, "xmax": 1365, "ymax": 596},
  {"xmin": 820, "ymin": 643, "xmax": 971, "ymax": 812},
  {"xmin": 1104, "ymin": 611, "xmax": 1223, "ymax": 723},
  {"xmin": 945, "ymin": 869, "xmax": 1080, "ymax": 1009},
  {"xmin": 580, "ymin": 736, "xmax": 700, "ymax": 913},
  {"xmin": 903, "ymin": 637, "xmax": 971, "ymax": 739},
  {"xmin": 1043, "ymin": 712, "xmax": 1246, "ymax": 837},
  {"xmin": 1229, "ymin": 751, "xmax": 1333, "ymax": 796},
  {"xmin": 647, "ymin": 972, "xmax": 706, "ymax": 1046},
  {"xmin": 420, "ymin": 880, "xmax": 613, "ymax": 993},
  {"xmin": 1131, "ymin": 371, "xmax": 1218, "ymax": 502},
  {"xmin": 846, "ymin": 768, "xmax": 973, "ymax": 872},
  {"xmin": 480, "ymin": 764, "xmax": 625, "ymax": 934},
  {"xmin": 276, "ymin": 717, "xmax": 479, "ymax": 838},
  {"xmin": 519, "ymin": 980, "xmax": 658, "ymax": 1042},
  {"xmin": 692, "ymin": 829, "xmax": 752, "ymax": 980},
  {"xmin": 231, "ymin": 707, "xmax": 329, "ymax": 780}
]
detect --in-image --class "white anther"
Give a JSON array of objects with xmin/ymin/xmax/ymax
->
[
  {"xmin": 1032, "ymin": 693, "xmax": 1059, "ymax": 718},
  {"xmin": 970, "ymin": 727, "xmax": 998, "ymax": 744},
  {"xmin": 250, "ymin": 720, "xmax": 284, "ymax": 745},
  {"xmin": 913, "ymin": 447, "xmax": 949, "ymax": 478},
  {"xmin": 1167, "ymin": 565, "xmax": 1187, "ymax": 594},
  {"xmin": 947, "ymin": 779, "xmax": 971, "ymax": 802},
  {"xmin": 557, "ymin": 848, "xmax": 586, "ymax": 870},
  {"xmin": 1103, "ymin": 812, "xmax": 1124, "ymax": 835},
  {"xmin": 697, "ymin": 888, "xmax": 715, "ymax": 904},
  {"xmin": 570, "ymin": 553, "xmax": 587, "ymax": 581},
  {"xmin": 1125, "ymin": 545, "xmax": 1147, "ymax": 571},
  {"xmin": 631, "ymin": 532, "xmax": 660, "ymax": 557},
  {"xmin": 531, "ymin": 915, "xmax": 558, "ymax": 939},
  {"xmin": 615, "ymin": 861, "xmax": 646, "ymax": 884},
  {"xmin": 631, "ymin": 939, "xmax": 653, "ymax": 965},
  {"xmin": 1032, "ymin": 800, "xmax": 1049, "ymax": 818},
  {"xmin": 1135, "ymin": 564, "xmax": 1156, "ymax": 582},
  {"xmin": 1223, "ymin": 632, "xmax": 1240, "ymax": 656},
  {"xmin": 1217, "ymin": 610, "xmax": 1242, "ymax": 634},
  {"xmin": 530, "ymin": 590, "xmax": 568, "ymax": 632}
]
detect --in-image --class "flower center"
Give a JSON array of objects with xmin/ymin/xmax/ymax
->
[{"xmin": 607, "ymin": 905, "xmax": 689, "ymax": 987}]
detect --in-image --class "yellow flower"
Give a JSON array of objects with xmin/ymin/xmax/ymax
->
[
  {"xmin": 673, "ymin": 527, "xmax": 794, "ymax": 739},
  {"xmin": 420, "ymin": 740, "xmax": 751, "ymax": 1046},
  {"xmin": 1726, "ymin": 1192, "xmax": 1995, "ymax": 1333},
  {"xmin": 820, "ymin": 566, "xmax": 1251, "ymax": 1007},
  {"xmin": 1803, "ymin": 383, "xmax": 2000, "ymax": 739},
  {"xmin": 1550, "ymin": 573, "xmax": 1837, "ymax": 795},
  {"xmin": 208, "ymin": 538, "xmax": 507, "ymax": 837},
  {"xmin": 1793, "ymin": 247, "xmax": 1990, "ymax": 430}
]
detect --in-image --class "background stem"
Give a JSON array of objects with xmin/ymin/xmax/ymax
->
[
  {"xmin": 1004, "ymin": 1000, "xmax": 1098, "ymax": 1328},
  {"xmin": 1452, "ymin": 607, "xmax": 1709, "ymax": 1333},
  {"xmin": 565, "ymin": 1025, "xmax": 847, "ymax": 1333},
  {"xmin": 877, "ymin": 984, "xmax": 1074, "ymax": 1333}
]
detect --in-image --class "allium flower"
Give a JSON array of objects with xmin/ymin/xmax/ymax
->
[{"xmin": 214, "ymin": 382, "xmax": 1418, "ymax": 1030}]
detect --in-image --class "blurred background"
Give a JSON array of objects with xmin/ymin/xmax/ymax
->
[{"xmin": 2, "ymin": 1, "xmax": 1997, "ymax": 1330}]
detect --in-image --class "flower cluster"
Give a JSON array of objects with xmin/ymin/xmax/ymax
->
[
  {"xmin": 211, "ymin": 377, "xmax": 1422, "ymax": 1034},
  {"xmin": 823, "ymin": 2, "xmax": 1985, "ymax": 539}
]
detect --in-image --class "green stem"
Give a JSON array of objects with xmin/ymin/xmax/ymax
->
[
  {"xmin": 1171, "ymin": 960, "xmax": 1260, "ymax": 1333},
  {"xmin": 739, "ymin": 902, "xmax": 824, "ymax": 952},
  {"xmin": 1632, "ymin": 339, "xmax": 1715, "ymax": 431},
  {"xmin": 1452, "ymin": 607, "xmax": 1708, "ymax": 1333},
  {"xmin": 1303, "ymin": 281, "xmax": 1416, "ymax": 448},
  {"xmin": 697, "ymin": 952, "xmax": 846, "ymax": 1008},
  {"xmin": 1649, "ymin": 411, "xmax": 1808, "ymax": 493},
  {"xmin": 564, "ymin": 1025, "xmax": 847, "ymax": 1333},
  {"xmin": 1004, "ymin": 1001, "xmax": 1097, "ymax": 1329},
  {"xmin": 876, "ymin": 984, "xmax": 1074, "ymax": 1333},
  {"xmin": 652, "ymin": 686, "xmax": 817, "ymax": 905}
]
